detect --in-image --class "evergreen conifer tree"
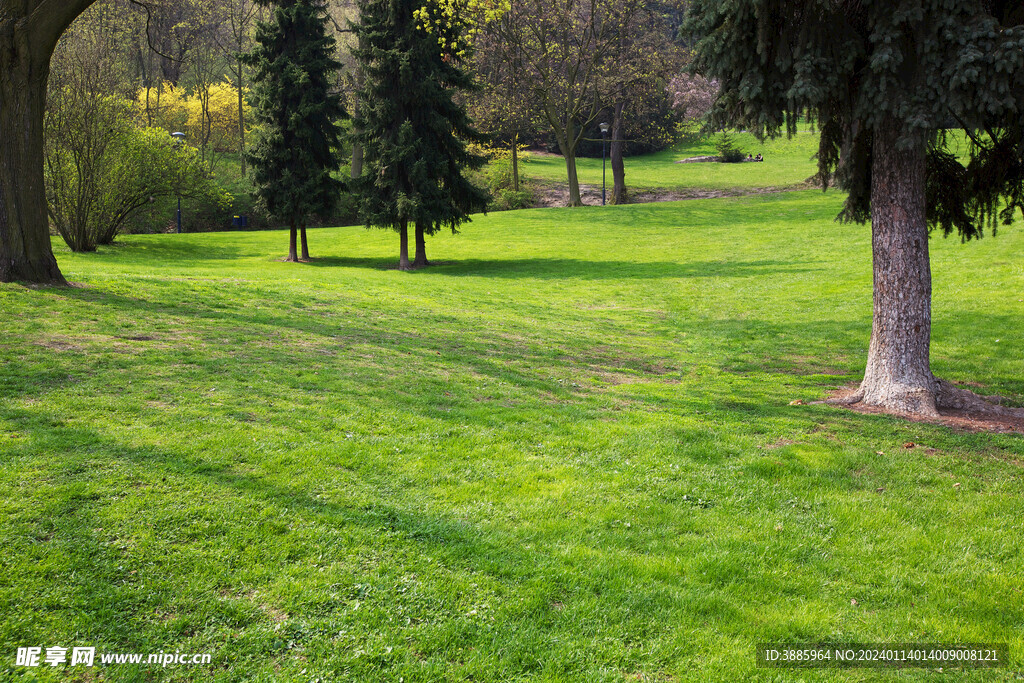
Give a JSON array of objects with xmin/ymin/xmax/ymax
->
[
  {"xmin": 354, "ymin": 0, "xmax": 489, "ymax": 270},
  {"xmin": 686, "ymin": 0, "xmax": 1024, "ymax": 417},
  {"xmin": 246, "ymin": 0, "xmax": 346, "ymax": 262}
]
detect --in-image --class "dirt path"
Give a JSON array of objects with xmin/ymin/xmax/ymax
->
[{"xmin": 530, "ymin": 179, "xmax": 816, "ymax": 208}]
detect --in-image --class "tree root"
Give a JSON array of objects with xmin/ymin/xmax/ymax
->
[
  {"xmin": 933, "ymin": 379, "xmax": 1024, "ymax": 417},
  {"xmin": 826, "ymin": 378, "xmax": 1024, "ymax": 420},
  {"xmin": 825, "ymin": 388, "xmax": 864, "ymax": 406}
]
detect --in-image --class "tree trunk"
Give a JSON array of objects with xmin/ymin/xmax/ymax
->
[
  {"xmin": 350, "ymin": 44, "xmax": 365, "ymax": 179},
  {"xmin": 0, "ymin": 23, "xmax": 66, "ymax": 283},
  {"xmin": 287, "ymin": 222, "xmax": 298, "ymax": 262},
  {"xmin": 300, "ymin": 222, "xmax": 309, "ymax": 260},
  {"xmin": 398, "ymin": 220, "xmax": 411, "ymax": 270},
  {"xmin": 511, "ymin": 132, "xmax": 519, "ymax": 192},
  {"xmin": 413, "ymin": 220, "xmax": 428, "ymax": 268},
  {"xmin": 610, "ymin": 101, "xmax": 627, "ymax": 205},
  {"xmin": 238, "ymin": 55, "xmax": 246, "ymax": 177},
  {"xmin": 561, "ymin": 119, "xmax": 582, "ymax": 206},
  {"xmin": 351, "ymin": 141, "xmax": 364, "ymax": 179},
  {"xmin": 854, "ymin": 117, "xmax": 938, "ymax": 416}
]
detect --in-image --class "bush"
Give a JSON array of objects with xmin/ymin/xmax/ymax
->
[
  {"xmin": 715, "ymin": 131, "xmax": 746, "ymax": 163},
  {"xmin": 483, "ymin": 158, "xmax": 534, "ymax": 211},
  {"xmin": 44, "ymin": 91, "xmax": 229, "ymax": 251}
]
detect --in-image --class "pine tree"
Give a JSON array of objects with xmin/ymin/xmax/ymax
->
[
  {"xmin": 686, "ymin": 0, "xmax": 1024, "ymax": 417},
  {"xmin": 354, "ymin": 0, "xmax": 489, "ymax": 270},
  {"xmin": 245, "ymin": 0, "xmax": 346, "ymax": 262}
]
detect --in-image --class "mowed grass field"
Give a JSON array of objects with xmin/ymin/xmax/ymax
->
[
  {"xmin": 2, "ymin": 189, "xmax": 1024, "ymax": 682},
  {"xmin": 524, "ymin": 128, "xmax": 823, "ymax": 191}
]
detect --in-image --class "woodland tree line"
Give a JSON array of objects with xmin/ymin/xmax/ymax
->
[{"xmin": 37, "ymin": 0, "xmax": 713, "ymax": 254}]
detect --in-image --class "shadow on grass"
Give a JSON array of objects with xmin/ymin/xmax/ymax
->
[
  {"xmin": 394, "ymin": 258, "xmax": 820, "ymax": 281},
  {"xmin": 27, "ymin": 281, "xmax": 1024, "ymax": 407},
  {"xmin": 0, "ymin": 403, "xmax": 704, "ymax": 670},
  {"xmin": 90, "ymin": 239, "xmax": 251, "ymax": 264}
]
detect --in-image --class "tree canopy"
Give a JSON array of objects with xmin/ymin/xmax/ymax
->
[
  {"xmin": 686, "ymin": 0, "xmax": 1024, "ymax": 231},
  {"xmin": 354, "ymin": 0, "xmax": 488, "ymax": 269},
  {"xmin": 685, "ymin": 0, "xmax": 1024, "ymax": 417}
]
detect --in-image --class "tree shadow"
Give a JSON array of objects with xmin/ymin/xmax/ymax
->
[
  {"xmin": 378, "ymin": 258, "xmax": 820, "ymax": 280},
  {"xmin": 87, "ymin": 239, "xmax": 251, "ymax": 263}
]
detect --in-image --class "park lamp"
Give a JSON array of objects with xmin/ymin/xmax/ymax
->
[
  {"xmin": 599, "ymin": 122, "xmax": 610, "ymax": 205},
  {"xmin": 170, "ymin": 132, "xmax": 186, "ymax": 234}
]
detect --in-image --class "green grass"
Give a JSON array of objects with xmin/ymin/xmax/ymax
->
[
  {"xmin": 2, "ymin": 192, "xmax": 1023, "ymax": 682},
  {"xmin": 523, "ymin": 128, "xmax": 823, "ymax": 191}
]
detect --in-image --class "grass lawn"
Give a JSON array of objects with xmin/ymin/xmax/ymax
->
[
  {"xmin": 1, "ymin": 189, "xmax": 1023, "ymax": 681},
  {"xmin": 522, "ymin": 128, "xmax": 823, "ymax": 192}
]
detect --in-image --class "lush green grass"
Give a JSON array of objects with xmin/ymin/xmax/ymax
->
[
  {"xmin": 523, "ymin": 128, "xmax": 823, "ymax": 191},
  {"xmin": 2, "ymin": 192, "xmax": 1023, "ymax": 681}
]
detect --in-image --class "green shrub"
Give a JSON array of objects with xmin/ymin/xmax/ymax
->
[
  {"xmin": 484, "ymin": 159, "xmax": 534, "ymax": 210},
  {"xmin": 715, "ymin": 131, "xmax": 746, "ymax": 163},
  {"xmin": 44, "ymin": 92, "xmax": 228, "ymax": 250}
]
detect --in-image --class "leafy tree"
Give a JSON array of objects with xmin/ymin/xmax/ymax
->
[
  {"xmin": 354, "ymin": 0, "xmax": 489, "ymax": 270},
  {"xmin": 136, "ymin": 81, "xmax": 252, "ymax": 174},
  {"xmin": 213, "ymin": 0, "xmax": 263, "ymax": 176},
  {"xmin": 599, "ymin": 0, "xmax": 684, "ymax": 205},
  {"xmin": 245, "ymin": 0, "xmax": 347, "ymax": 262},
  {"xmin": 482, "ymin": 0, "xmax": 614, "ymax": 207},
  {"xmin": 469, "ymin": 27, "xmax": 541, "ymax": 194},
  {"xmin": 45, "ymin": 93, "xmax": 225, "ymax": 251},
  {"xmin": 685, "ymin": 0, "xmax": 1024, "ymax": 416},
  {"xmin": 668, "ymin": 72, "xmax": 717, "ymax": 122}
]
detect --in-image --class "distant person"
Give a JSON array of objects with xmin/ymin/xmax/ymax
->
[
  {"xmin": 747, "ymin": 154, "xmax": 753, "ymax": 161},
  {"xmin": 755, "ymin": 153, "xmax": 763, "ymax": 162}
]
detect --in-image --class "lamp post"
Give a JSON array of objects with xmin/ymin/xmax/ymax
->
[
  {"xmin": 599, "ymin": 122, "xmax": 610, "ymax": 205},
  {"xmin": 170, "ymin": 132, "xmax": 186, "ymax": 233}
]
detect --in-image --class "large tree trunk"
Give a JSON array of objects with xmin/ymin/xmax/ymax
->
[
  {"xmin": 413, "ymin": 220, "xmax": 428, "ymax": 268},
  {"xmin": 287, "ymin": 222, "xmax": 298, "ymax": 262},
  {"xmin": 0, "ymin": 15, "xmax": 68, "ymax": 284},
  {"xmin": 1, "ymin": 0, "xmax": 95, "ymax": 284},
  {"xmin": 854, "ymin": 117, "xmax": 938, "ymax": 416},
  {"xmin": 398, "ymin": 220, "xmax": 411, "ymax": 270},
  {"xmin": 610, "ymin": 101, "xmax": 627, "ymax": 205}
]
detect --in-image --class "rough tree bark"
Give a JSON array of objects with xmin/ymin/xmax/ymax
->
[
  {"xmin": 852, "ymin": 118, "xmax": 939, "ymax": 415},
  {"xmin": 412, "ymin": 220, "xmax": 428, "ymax": 268},
  {"xmin": 835, "ymin": 116, "xmax": 1021, "ymax": 418},
  {"xmin": 610, "ymin": 101, "xmax": 626, "ymax": 205},
  {"xmin": 1, "ymin": 0, "xmax": 96, "ymax": 284},
  {"xmin": 397, "ymin": 220, "xmax": 410, "ymax": 270}
]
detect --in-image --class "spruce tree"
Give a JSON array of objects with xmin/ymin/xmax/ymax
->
[
  {"xmin": 246, "ymin": 0, "xmax": 346, "ymax": 262},
  {"xmin": 685, "ymin": 1, "xmax": 1024, "ymax": 417},
  {"xmin": 354, "ymin": 0, "xmax": 489, "ymax": 270}
]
